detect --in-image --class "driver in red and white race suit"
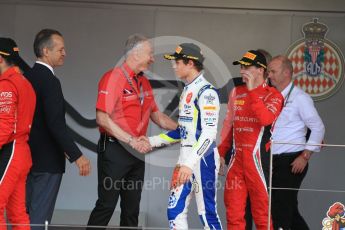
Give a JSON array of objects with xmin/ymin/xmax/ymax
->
[
  {"xmin": 148, "ymin": 43, "xmax": 222, "ymax": 230},
  {"xmin": 218, "ymin": 50, "xmax": 283, "ymax": 230},
  {"xmin": 0, "ymin": 38, "xmax": 36, "ymax": 230}
]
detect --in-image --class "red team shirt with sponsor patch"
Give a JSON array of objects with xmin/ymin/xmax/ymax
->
[{"xmin": 96, "ymin": 63, "xmax": 158, "ymax": 137}]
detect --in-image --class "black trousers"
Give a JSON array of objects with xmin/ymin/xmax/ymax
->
[
  {"xmin": 87, "ymin": 136, "xmax": 145, "ymax": 230},
  {"xmin": 271, "ymin": 151, "xmax": 309, "ymax": 230}
]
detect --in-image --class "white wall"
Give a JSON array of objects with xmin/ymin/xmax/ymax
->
[{"xmin": 1, "ymin": 0, "xmax": 345, "ymax": 229}]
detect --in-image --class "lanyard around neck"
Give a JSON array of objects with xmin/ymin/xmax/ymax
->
[
  {"xmin": 120, "ymin": 66, "xmax": 144, "ymax": 104},
  {"xmin": 284, "ymin": 83, "xmax": 294, "ymax": 107}
]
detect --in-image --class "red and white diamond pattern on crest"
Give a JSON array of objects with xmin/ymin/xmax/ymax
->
[{"xmin": 287, "ymin": 40, "xmax": 344, "ymax": 101}]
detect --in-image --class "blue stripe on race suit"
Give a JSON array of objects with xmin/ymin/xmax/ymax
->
[
  {"xmin": 167, "ymin": 180, "xmax": 193, "ymax": 220},
  {"xmin": 193, "ymin": 98, "xmax": 202, "ymax": 141},
  {"xmin": 165, "ymin": 127, "xmax": 181, "ymax": 141},
  {"xmin": 200, "ymin": 150, "xmax": 222, "ymax": 229},
  {"xmin": 196, "ymin": 112, "xmax": 202, "ymax": 141}
]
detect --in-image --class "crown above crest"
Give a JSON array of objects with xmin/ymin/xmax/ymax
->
[{"xmin": 302, "ymin": 18, "xmax": 328, "ymax": 40}]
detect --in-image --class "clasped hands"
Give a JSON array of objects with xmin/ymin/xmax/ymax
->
[{"xmin": 129, "ymin": 136, "xmax": 152, "ymax": 154}]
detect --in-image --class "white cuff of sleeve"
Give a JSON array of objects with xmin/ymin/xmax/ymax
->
[
  {"xmin": 305, "ymin": 142, "xmax": 321, "ymax": 152},
  {"xmin": 149, "ymin": 136, "xmax": 162, "ymax": 148}
]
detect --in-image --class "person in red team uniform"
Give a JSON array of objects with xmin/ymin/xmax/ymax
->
[
  {"xmin": 87, "ymin": 34, "xmax": 177, "ymax": 230},
  {"xmin": 218, "ymin": 50, "xmax": 283, "ymax": 230},
  {"xmin": 0, "ymin": 38, "xmax": 36, "ymax": 230}
]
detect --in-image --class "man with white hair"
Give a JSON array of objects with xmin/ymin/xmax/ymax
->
[{"xmin": 87, "ymin": 34, "xmax": 177, "ymax": 229}]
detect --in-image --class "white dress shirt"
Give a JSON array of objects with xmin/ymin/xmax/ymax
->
[{"xmin": 271, "ymin": 82, "xmax": 325, "ymax": 155}]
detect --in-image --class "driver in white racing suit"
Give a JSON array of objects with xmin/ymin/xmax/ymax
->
[{"xmin": 148, "ymin": 43, "xmax": 222, "ymax": 230}]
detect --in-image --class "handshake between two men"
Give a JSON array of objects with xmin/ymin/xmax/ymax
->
[
  {"xmin": 127, "ymin": 134, "xmax": 193, "ymax": 186},
  {"xmin": 127, "ymin": 136, "xmax": 154, "ymax": 154}
]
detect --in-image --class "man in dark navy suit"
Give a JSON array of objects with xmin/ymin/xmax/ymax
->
[{"xmin": 25, "ymin": 29, "xmax": 91, "ymax": 230}]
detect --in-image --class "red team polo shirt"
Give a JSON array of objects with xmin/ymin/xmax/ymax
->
[{"xmin": 96, "ymin": 63, "xmax": 158, "ymax": 137}]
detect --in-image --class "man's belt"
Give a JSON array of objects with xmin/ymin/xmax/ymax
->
[
  {"xmin": 273, "ymin": 151, "xmax": 303, "ymax": 158},
  {"xmin": 100, "ymin": 133, "xmax": 117, "ymax": 143}
]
